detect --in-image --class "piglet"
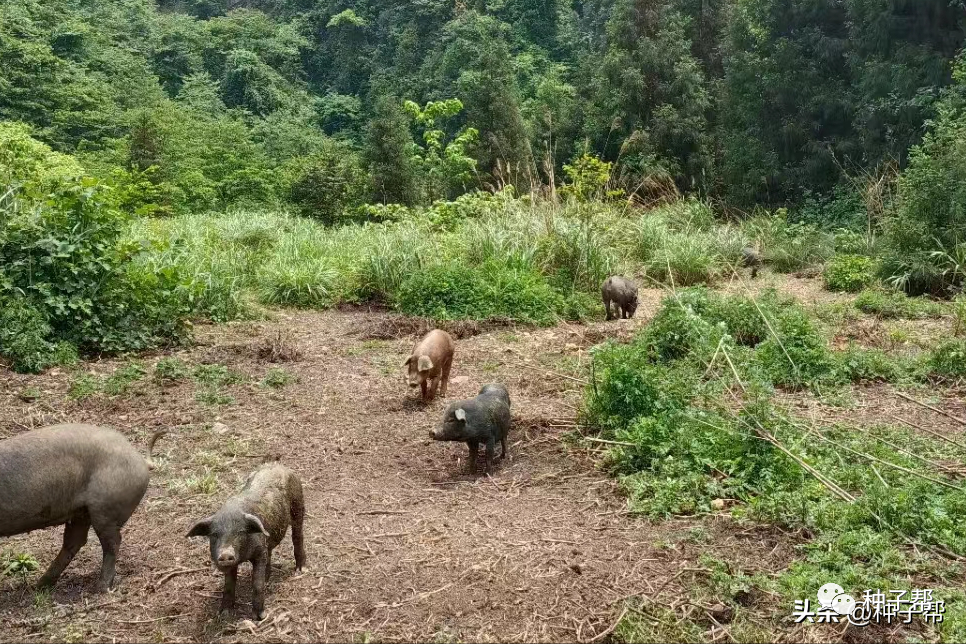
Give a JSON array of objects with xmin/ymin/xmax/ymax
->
[
  {"xmin": 430, "ymin": 383, "xmax": 511, "ymax": 473},
  {"xmin": 187, "ymin": 462, "xmax": 305, "ymax": 620},
  {"xmin": 601, "ymin": 275, "xmax": 639, "ymax": 320},
  {"xmin": 402, "ymin": 329, "xmax": 455, "ymax": 402}
]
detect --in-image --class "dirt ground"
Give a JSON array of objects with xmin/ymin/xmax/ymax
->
[{"xmin": 0, "ymin": 277, "xmax": 960, "ymax": 643}]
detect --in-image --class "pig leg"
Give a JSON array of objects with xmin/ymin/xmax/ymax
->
[
  {"xmin": 291, "ymin": 497, "xmax": 306, "ymax": 571},
  {"xmin": 37, "ymin": 515, "xmax": 90, "ymax": 588},
  {"xmin": 500, "ymin": 433, "xmax": 508, "ymax": 459},
  {"xmin": 420, "ymin": 379, "xmax": 429, "ymax": 402},
  {"xmin": 604, "ymin": 298, "xmax": 613, "ymax": 321},
  {"xmin": 484, "ymin": 437, "xmax": 496, "ymax": 473},
  {"xmin": 92, "ymin": 523, "xmax": 122, "ymax": 591},
  {"xmin": 466, "ymin": 441, "xmax": 479, "ymax": 473},
  {"xmin": 439, "ymin": 357, "xmax": 452, "ymax": 397},
  {"xmin": 265, "ymin": 549, "xmax": 273, "ymax": 582},
  {"xmin": 252, "ymin": 556, "xmax": 268, "ymax": 620},
  {"xmin": 221, "ymin": 566, "xmax": 238, "ymax": 612}
]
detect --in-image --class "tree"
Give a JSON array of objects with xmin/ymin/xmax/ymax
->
[
  {"xmin": 583, "ymin": 0, "xmax": 714, "ymax": 193},
  {"xmin": 364, "ymin": 94, "xmax": 418, "ymax": 205}
]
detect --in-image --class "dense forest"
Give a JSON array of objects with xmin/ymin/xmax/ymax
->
[{"xmin": 2, "ymin": 0, "xmax": 965, "ymax": 214}]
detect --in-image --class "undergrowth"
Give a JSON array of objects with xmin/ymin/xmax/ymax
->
[{"xmin": 586, "ymin": 289, "xmax": 966, "ymax": 641}]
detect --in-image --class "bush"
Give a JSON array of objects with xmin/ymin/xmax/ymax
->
[
  {"xmin": 854, "ymin": 288, "xmax": 944, "ymax": 319},
  {"xmin": 928, "ymin": 340, "xmax": 966, "ymax": 379},
  {"xmin": 881, "ymin": 56, "xmax": 966, "ymax": 295},
  {"xmin": 0, "ymin": 299, "xmax": 76, "ymax": 373},
  {"xmin": 394, "ymin": 262, "xmax": 565, "ymax": 325},
  {"xmin": 823, "ymin": 254, "xmax": 878, "ymax": 293},
  {"xmin": 287, "ymin": 145, "xmax": 366, "ymax": 223},
  {"xmin": 835, "ymin": 346, "xmax": 919, "ymax": 384},
  {"xmin": 743, "ymin": 211, "xmax": 833, "ymax": 273},
  {"xmin": 0, "ymin": 129, "xmax": 193, "ymax": 368},
  {"xmin": 754, "ymin": 308, "xmax": 835, "ymax": 389}
]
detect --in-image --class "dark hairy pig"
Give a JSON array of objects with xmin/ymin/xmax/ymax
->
[
  {"xmin": 0, "ymin": 424, "xmax": 165, "ymax": 591},
  {"xmin": 601, "ymin": 275, "xmax": 639, "ymax": 320},
  {"xmin": 430, "ymin": 383, "xmax": 511, "ymax": 473},
  {"xmin": 187, "ymin": 462, "xmax": 306, "ymax": 620}
]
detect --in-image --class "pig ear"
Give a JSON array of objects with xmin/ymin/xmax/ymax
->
[
  {"xmin": 454, "ymin": 408, "xmax": 466, "ymax": 422},
  {"xmin": 417, "ymin": 355, "xmax": 433, "ymax": 372},
  {"xmin": 402, "ymin": 356, "xmax": 412, "ymax": 368},
  {"xmin": 186, "ymin": 517, "xmax": 213, "ymax": 538},
  {"xmin": 244, "ymin": 513, "xmax": 270, "ymax": 536}
]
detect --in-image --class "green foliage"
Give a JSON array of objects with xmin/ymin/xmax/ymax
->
[
  {"xmin": 262, "ymin": 367, "xmax": 296, "ymax": 389},
  {"xmin": 68, "ymin": 373, "xmax": 100, "ymax": 400},
  {"xmin": 394, "ymin": 262, "xmax": 565, "ymax": 325},
  {"xmin": 154, "ymin": 357, "xmax": 191, "ymax": 384},
  {"xmin": 1, "ymin": 552, "xmax": 38, "ymax": 580},
  {"xmin": 559, "ymin": 154, "xmax": 614, "ymax": 203},
  {"xmin": 404, "ymin": 99, "xmax": 479, "ymax": 202},
  {"xmin": 823, "ymin": 254, "xmax": 878, "ymax": 293},
  {"xmin": 287, "ymin": 144, "xmax": 366, "ymax": 223},
  {"xmin": 744, "ymin": 212, "xmax": 834, "ymax": 273},
  {"xmin": 103, "ymin": 363, "xmax": 147, "ymax": 396},
  {"xmin": 364, "ymin": 95, "xmax": 418, "ymax": 205},
  {"xmin": 754, "ymin": 308, "xmax": 835, "ymax": 389},
  {"xmin": 854, "ymin": 288, "xmax": 945, "ymax": 319},
  {"xmin": 0, "ymin": 299, "xmax": 74, "ymax": 373},
  {"xmin": 882, "ymin": 53, "xmax": 966, "ymax": 295},
  {"xmin": 928, "ymin": 340, "xmax": 966, "ymax": 379}
]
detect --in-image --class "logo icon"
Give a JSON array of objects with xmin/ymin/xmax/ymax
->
[
  {"xmin": 817, "ymin": 583, "xmax": 845, "ymax": 608},
  {"xmin": 831, "ymin": 593, "xmax": 855, "ymax": 615}
]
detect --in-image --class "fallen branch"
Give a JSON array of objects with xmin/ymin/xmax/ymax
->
[
  {"xmin": 152, "ymin": 566, "xmax": 208, "ymax": 589},
  {"xmin": 117, "ymin": 614, "xmax": 188, "ymax": 625},
  {"xmin": 890, "ymin": 414, "xmax": 966, "ymax": 451},
  {"xmin": 896, "ymin": 392, "xmax": 966, "ymax": 429},
  {"xmin": 583, "ymin": 437, "xmax": 635, "ymax": 447},
  {"xmin": 584, "ymin": 606, "xmax": 628, "ymax": 644},
  {"xmin": 515, "ymin": 361, "xmax": 588, "ymax": 385},
  {"xmin": 356, "ymin": 510, "xmax": 409, "ymax": 516}
]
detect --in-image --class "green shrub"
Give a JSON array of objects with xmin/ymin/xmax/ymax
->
[
  {"xmin": 286, "ymin": 145, "xmax": 366, "ymax": 223},
  {"xmin": 104, "ymin": 363, "xmax": 147, "ymax": 395},
  {"xmin": 744, "ymin": 211, "xmax": 833, "ymax": 273},
  {"xmin": 835, "ymin": 346, "xmax": 919, "ymax": 384},
  {"xmin": 854, "ymin": 288, "xmax": 944, "ymax": 319},
  {"xmin": 394, "ymin": 262, "xmax": 565, "ymax": 325},
  {"xmin": 262, "ymin": 367, "xmax": 296, "ymax": 389},
  {"xmin": 707, "ymin": 290, "xmax": 788, "ymax": 347},
  {"xmin": 640, "ymin": 291, "xmax": 722, "ymax": 362},
  {"xmin": 0, "ymin": 299, "xmax": 74, "ymax": 373},
  {"xmin": 823, "ymin": 254, "xmax": 878, "ymax": 292},
  {"xmin": 154, "ymin": 357, "xmax": 191, "ymax": 384},
  {"xmin": 0, "ymin": 128, "xmax": 193, "ymax": 367},
  {"xmin": 754, "ymin": 308, "xmax": 835, "ymax": 389},
  {"xmin": 928, "ymin": 340, "xmax": 966, "ymax": 379}
]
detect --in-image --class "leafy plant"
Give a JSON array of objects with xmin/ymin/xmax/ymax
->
[
  {"xmin": 262, "ymin": 367, "xmax": 296, "ymax": 389},
  {"xmin": 823, "ymin": 254, "xmax": 878, "ymax": 292},
  {"xmin": 2, "ymin": 553, "xmax": 39, "ymax": 581}
]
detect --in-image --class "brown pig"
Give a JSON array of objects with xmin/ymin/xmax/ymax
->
[{"xmin": 402, "ymin": 329, "xmax": 455, "ymax": 402}]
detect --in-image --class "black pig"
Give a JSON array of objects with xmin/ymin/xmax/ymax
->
[
  {"xmin": 187, "ymin": 463, "xmax": 305, "ymax": 620},
  {"xmin": 601, "ymin": 275, "xmax": 639, "ymax": 320},
  {"xmin": 742, "ymin": 247, "xmax": 761, "ymax": 278},
  {"xmin": 0, "ymin": 424, "xmax": 164, "ymax": 591},
  {"xmin": 430, "ymin": 383, "xmax": 511, "ymax": 473}
]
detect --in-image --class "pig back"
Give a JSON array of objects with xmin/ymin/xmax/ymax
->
[
  {"xmin": 240, "ymin": 464, "xmax": 300, "ymax": 549},
  {"xmin": 0, "ymin": 424, "xmax": 149, "ymax": 536}
]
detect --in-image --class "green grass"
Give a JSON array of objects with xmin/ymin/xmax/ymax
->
[
  {"xmin": 103, "ymin": 362, "xmax": 147, "ymax": 395},
  {"xmin": 854, "ymin": 288, "xmax": 945, "ymax": 319},
  {"xmin": 130, "ymin": 197, "xmax": 830, "ymax": 324},
  {"xmin": 68, "ymin": 373, "xmax": 100, "ymax": 400},
  {"xmin": 261, "ymin": 367, "xmax": 297, "ymax": 389},
  {"xmin": 585, "ymin": 289, "xmax": 966, "ymax": 640}
]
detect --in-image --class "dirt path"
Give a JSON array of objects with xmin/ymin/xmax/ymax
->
[{"xmin": 1, "ymin": 308, "xmax": 713, "ymax": 642}]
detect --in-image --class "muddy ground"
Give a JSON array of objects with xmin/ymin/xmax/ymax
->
[{"xmin": 0, "ymin": 277, "xmax": 962, "ymax": 643}]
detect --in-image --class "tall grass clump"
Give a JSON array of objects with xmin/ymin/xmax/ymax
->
[{"xmin": 741, "ymin": 209, "xmax": 834, "ymax": 273}]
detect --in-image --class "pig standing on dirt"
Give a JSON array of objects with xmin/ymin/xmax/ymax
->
[
  {"xmin": 402, "ymin": 329, "xmax": 455, "ymax": 402},
  {"xmin": 430, "ymin": 383, "xmax": 511, "ymax": 473},
  {"xmin": 742, "ymin": 247, "xmax": 761, "ymax": 278},
  {"xmin": 601, "ymin": 275, "xmax": 639, "ymax": 320},
  {"xmin": 187, "ymin": 462, "xmax": 306, "ymax": 620},
  {"xmin": 0, "ymin": 424, "xmax": 165, "ymax": 591}
]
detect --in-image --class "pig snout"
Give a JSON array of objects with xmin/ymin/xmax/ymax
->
[
  {"xmin": 216, "ymin": 546, "xmax": 238, "ymax": 568},
  {"xmin": 429, "ymin": 428, "xmax": 439, "ymax": 439}
]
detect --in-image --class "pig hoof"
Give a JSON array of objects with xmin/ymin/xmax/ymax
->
[{"xmin": 255, "ymin": 610, "xmax": 266, "ymax": 621}]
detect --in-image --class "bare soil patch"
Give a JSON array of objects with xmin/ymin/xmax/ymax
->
[{"xmin": 0, "ymin": 308, "xmax": 789, "ymax": 643}]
